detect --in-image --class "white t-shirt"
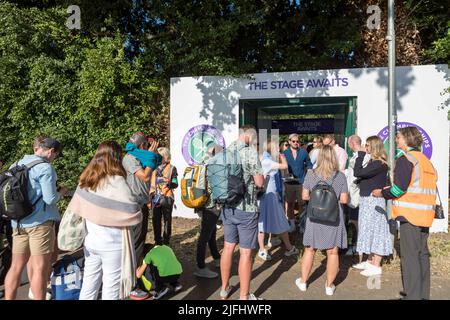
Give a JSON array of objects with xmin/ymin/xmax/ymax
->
[
  {"xmin": 84, "ymin": 220, "xmax": 123, "ymax": 252},
  {"xmin": 345, "ymin": 151, "xmax": 371, "ymax": 208},
  {"xmin": 309, "ymin": 148, "xmax": 321, "ymax": 169}
]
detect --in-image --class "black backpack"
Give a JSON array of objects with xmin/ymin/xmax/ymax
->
[
  {"xmin": 0, "ymin": 160, "xmax": 46, "ymax": 222},
  {"xmin": 307, "ymin": 172, "xmax": 340, "ymax": 226}
]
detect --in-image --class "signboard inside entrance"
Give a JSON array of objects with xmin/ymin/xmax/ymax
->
[{"xmin": 272, "ymin": 118, "xmax": 335, "ymax": 134}]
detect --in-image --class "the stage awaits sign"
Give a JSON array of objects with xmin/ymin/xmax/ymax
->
[{"xmin": 272, "ymin": 118, "xmax": 334, "ymax": 134}]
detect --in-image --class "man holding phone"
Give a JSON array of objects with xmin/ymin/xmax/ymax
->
[{"xmin": 123, "ymin": 132, "xmax": 161, "ymax": 263}]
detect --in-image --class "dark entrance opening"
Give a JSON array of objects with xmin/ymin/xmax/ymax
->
[{"xmin": 239, "ymin": 97, "xmax": 357, "ymax": 156}]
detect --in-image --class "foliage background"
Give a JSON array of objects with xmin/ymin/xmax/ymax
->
[{"xmin": 0, "ymin": 0, "xmax": 449, "ymax": 191}]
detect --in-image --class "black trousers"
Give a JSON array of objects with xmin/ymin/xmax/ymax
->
[
  {"xmin": 136, "ymin": 263, "xmax": 180, "ymax": 292},
  {"xmin": 196, "ymin": 207, "xmax": 221, "ymax": 269},
  {"xmin": 134, "ymin": 205, "xmax": 150, "ymax": 264},
  {"xmin": 152, "ymin": 204, "xmax": 173, "ymax": 245},
  {"xmin": 400, "ymin": 221, "xmax": 430, "ymax": 300},
  {"xmin": 149, "ymin": 263, "xmax": 180, "ymax": 292},
  {"xmin": 343, "ymin": 205, "xmax": 358, "ymax": 246}
]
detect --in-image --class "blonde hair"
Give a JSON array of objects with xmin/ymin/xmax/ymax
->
[
  {"xmin": 158, "ymin": 147, "xmax": 171, "ymax": 161},
  {"xmin": 263, "ymin": 139, "xmax": 279, "ymax": 155},
  {"xmin": 366, "ymin": 136, "xmax": 388, "ymax": 166},
  {"xmin": 314, "ymin": 145, "xmax": 339, "ymax": 180}
]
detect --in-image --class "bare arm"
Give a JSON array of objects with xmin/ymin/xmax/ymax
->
[
  {"xmin": 136, "ymin": 262, "xmax": 147, "ymax": 279},
  {"xmin": 278, "ymin": 154, "xmax": 288, "ymax": 170},
  {"xmin": 302, "ymin": 188, "xmax": 310, "ymax": 201},
  {"xmin": 340, "ymin": 193, "xmax": 349, "ymax": 204},
  {"xmin": 253, "ymin": 174, "xmax": 264, "ymax": 188},
  {"xmin": 134, "ymin": 167, "xmax": 152, "ymax": 182}
]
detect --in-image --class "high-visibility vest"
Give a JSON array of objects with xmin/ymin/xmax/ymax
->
[
  {"xmin": 392, "ymin": 150, "xmax": 437, "ymax": 227},
  {"xmin": 150, "ymin": 164, "xmax": 174, "ymax": 198}
]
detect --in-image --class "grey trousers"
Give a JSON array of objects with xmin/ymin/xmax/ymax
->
[{"xmin": 399, "ymin": 221, "xmax": 430, "ymax": 300}]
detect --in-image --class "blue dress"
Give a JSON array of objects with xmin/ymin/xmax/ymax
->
[{"xmin": 258, "ymin": 153, "xmax": 291, "ymax": 234}]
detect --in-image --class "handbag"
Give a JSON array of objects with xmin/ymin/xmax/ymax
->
[
  {"xmin": 58, "ymin": 207, "xmax": 86, "ymax": 252},
  {"xmin": 51, "ymin": 254, "xmax": 84, "ymax": 300},
  {"xmin": 435, "ymin": 186, "xmax": 445, "ymax": 219}
]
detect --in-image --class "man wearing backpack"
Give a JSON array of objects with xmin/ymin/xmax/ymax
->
[
  {"xmin": 3, "ymin": 137, "xmax": 67, "ymax": 300},
  {"xmin": 217, "ymin": 125, "xmax": 264, "ymax": 300}
]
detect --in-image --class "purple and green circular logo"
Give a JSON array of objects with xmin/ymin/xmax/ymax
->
[
  {"xmin": 377, "ymin": 122, "xmax": 433, "ymax": 159},
  {"xmin": 182, "ymin": 125, "xmax": 226, "ymax": 165}
]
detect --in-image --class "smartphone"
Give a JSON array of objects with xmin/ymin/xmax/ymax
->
[{"xmin": 148, "ymin": 137, "xmax": 154, "ymax": 144}]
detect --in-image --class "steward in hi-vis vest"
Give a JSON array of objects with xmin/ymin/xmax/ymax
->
[
  {"xmin": 391, "ymin": 150, "xmax": 437, "ymax": 227},
  {"xmin": 380, "ymin": 147, "xmax": 437, "ymax": 227},
  {"xmin": 374, "ymin": 125, "xmax": 438, "ymax": 300}
]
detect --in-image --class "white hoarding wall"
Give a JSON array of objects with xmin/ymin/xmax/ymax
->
[{"xmin": 170, "ymin": 65, "xmax": 449, "ymax": 233}]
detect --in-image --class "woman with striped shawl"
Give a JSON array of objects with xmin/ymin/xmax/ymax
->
[{"xmin": 67, "ymin": 141, "xmax": 142, "ymax": 300}]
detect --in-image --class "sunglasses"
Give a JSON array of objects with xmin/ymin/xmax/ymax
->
[{"xmin": 290, "ymin": 140, "xmax": 299, "ymax": 143}]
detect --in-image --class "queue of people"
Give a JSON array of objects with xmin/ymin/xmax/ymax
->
[{"xmin": 0, "ymin": 125, "xmax": 439, "ymax": 300}]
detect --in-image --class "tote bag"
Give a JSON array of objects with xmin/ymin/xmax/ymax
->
[{"xmin": 58, "ymin": 208, "xmax": 86, "ymax": 252}]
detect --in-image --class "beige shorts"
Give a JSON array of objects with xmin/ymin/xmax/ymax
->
[
  {"xmin": 12, "ymin": 220, "xmax": 56, "ymax": 256},
  {"xmin": 284, "ymin": 183, "xmax": 303, "ymax": 204}
]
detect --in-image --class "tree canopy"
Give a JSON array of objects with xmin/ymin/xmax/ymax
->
[{"xmin": 1, "ymin": 0, "xmax": 449, "ymax": 190}]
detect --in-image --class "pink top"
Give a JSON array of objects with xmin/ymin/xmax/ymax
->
[{"xmin": 334, "ymin": 144, "xmax": 348, "ymax": 172}]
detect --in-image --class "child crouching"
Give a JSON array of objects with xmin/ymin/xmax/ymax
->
[{"xmin": 130, "ymin": 244, "xmax": 183, "ymax": 300}]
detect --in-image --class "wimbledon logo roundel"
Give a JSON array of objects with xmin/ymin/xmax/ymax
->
[
  {"xmin": 377, "ymin": 122, "xmax": 433, "ymax": 159},
  {"xmin": 182, "ymin": 125, "xmax": 226, "ymax": 165}
]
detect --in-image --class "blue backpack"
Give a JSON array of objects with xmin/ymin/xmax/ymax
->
[
  {"xmin": 206, "ymin": 143, "xmax": 246, "ymax": 208},
  {"xmin": 51, "ymin": 255, "xmax": 84, "ymax": 300}
]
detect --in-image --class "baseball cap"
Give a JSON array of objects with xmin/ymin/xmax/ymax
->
[{"xmin": 40, "ymin": 138, "xmax": 64, "ymax": 157}]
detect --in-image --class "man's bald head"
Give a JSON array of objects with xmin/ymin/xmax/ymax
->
[{"xmin": 348, "ymin": 134, "xmax": 362, "ymax": 152}]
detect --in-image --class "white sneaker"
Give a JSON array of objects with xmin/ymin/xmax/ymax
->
[
  {"xmin": 219, "ymin": 285, "xmax": 232, "ymax": 300},
  {"xmin": 352, "ymin": 261, "xmax": 371, "ymax": 270},
  {"xmin": 325, "ymin": 284, "xmax": 336, "ymax": 296},
  {"xmin": 267, "ymin": 237, "xmax": 282, "ymax": 248},
  {"xmin": 257, "ymin": 250, "xmax": 272, "ymax": 261},
  {"xmin": 295, "ymin": 278, "xmax": 307, "ymax": 292},
  {"xmin": 360, "ymin": 264, "xmax": 382, "ymax": 277},
  {"xmin": 28, "ymin": 288, "xmax": 52, "ymax": 300},
  {"xmin": 284, "ymin": 246, "xmax": 299, "ymax": 257},
  {"xmin": 194, "ymin": 267, "xmax": 218, "ymax": 279},
  {"xmin": 246, "ymin": 293, "xmax": 264, "ymax": 300}
]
